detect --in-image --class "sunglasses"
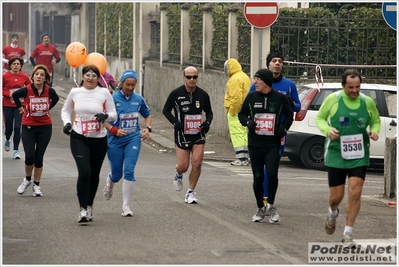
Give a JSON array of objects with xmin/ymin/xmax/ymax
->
[
  {"xmin": 84, "ymin": 72, "xmax": 98, "ymax": 79},
  {"xmin": 185, "ymin": 75, "xmax": 198, "ymax": 80}
]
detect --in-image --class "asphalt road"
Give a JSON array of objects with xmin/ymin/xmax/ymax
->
[
  {"xmin": 2, "ymin": 66, "xmax": 396, "ymax": 265},
  {"xmin": 2, "ymin": 100, "xmax": 396, "ymax": 265}
]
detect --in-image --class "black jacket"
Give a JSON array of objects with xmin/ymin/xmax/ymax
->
[{"xmin": 238, "ymin": 89, "xmax": 293, "ymax": 148}]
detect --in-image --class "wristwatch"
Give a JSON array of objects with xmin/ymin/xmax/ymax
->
[{"xmin": 146, "ymin": 126, "xmax": 152, "ymax": 132}]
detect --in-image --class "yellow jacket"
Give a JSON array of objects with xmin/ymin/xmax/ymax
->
[{"xmin": 224, "ymin": 58, "xmax": 251, "ymax": 116}]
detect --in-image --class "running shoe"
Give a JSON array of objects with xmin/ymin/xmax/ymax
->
[
  {"xmin": 17, "ymin": 178, "xmax": 31, "ymax": 195},
  {"xmin": 87, "ymin": 206, "xmax": 93, "ymax": 221},
  {"xmin": 174, "ymin": 178, "xmax": 183, "ymax": 191},
  {"xmin": 267, "ymin": 206, "xmax": 280, "ymax": 223},
  {"xmin": 252, "ymin": 208, "xmax": 265, "ymax": 222},
  {"xmin": 13, "ymin": 150, "xmax": 21, "ymax": 159},
  {"xmin": 324, "ymin": 209, "xmax": 339, "ymax": 235},
  {"xmin": 103, "ymin": 173, "xmax": 113, "ymax": 201},
  {"xmin": 231, "ymin": 159, "xmax": 249, "ymax": 166},
  {"xmin": 4, "ymin": 140, "xmax": 10, "ymax": 152},
  {"xmin": 174, "ymin": 169, "xmax": 183, "ymax": 191},
  {"xmin": 78, "ymin": 208, "xmax": 89, "ymax": 223},
  {"xmin": 121, "ymin": 205, "xmax": 133, "ymax": 217},
  {"xmin": 341, "ymin": 232, "xmax": 356, "ymax": 248},
  {"xmin": 32, "ymin": 185, "xmax": 43, "ymax": 197},
  {"xmin": 185, "ymin": 192, "xmax": 198, "ymax": 204}
]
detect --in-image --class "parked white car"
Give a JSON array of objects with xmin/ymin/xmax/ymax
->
[{"xmin": 284, "ymin": 83, "xmax": 397, "ymax": 170}]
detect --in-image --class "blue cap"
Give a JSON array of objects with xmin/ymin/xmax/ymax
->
[{"xmin": 121, "ymin": 69, "xmax": 138, "ymax": 84}]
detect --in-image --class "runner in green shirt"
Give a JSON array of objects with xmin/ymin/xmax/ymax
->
[{"xmin": 315, "ymin": 69, "xmax": 380, "ymax": 248}]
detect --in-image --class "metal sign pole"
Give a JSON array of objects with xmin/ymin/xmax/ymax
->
[{"xmin": 258, "ymin": 28, "xmax": 262, "ymax": 70}]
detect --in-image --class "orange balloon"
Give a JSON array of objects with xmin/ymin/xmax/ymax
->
[
  {"xmin": 84, "ymin": 52, "xmax": 107, "ymax": 76},
  {"xmin": 65, "ymin": 42, "xmax": 87, "ymax": 68}
]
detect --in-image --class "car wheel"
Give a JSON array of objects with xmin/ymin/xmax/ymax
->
[{"xmin": 300, "ymin": 137, "xmax": 327, "ymax": 171}]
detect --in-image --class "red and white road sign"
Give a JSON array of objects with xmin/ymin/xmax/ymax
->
[{"xmin": 244, "ymin": 2, "xmax": 279, "ymax": 28}]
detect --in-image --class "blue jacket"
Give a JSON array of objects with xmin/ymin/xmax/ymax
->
[{"xmin": 107, "ymin": 89, "xmax": 151, "ymax": 146}]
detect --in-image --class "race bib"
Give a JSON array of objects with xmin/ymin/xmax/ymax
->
[
  {"xmin": 81, "ymin": 116, "xmax": 101, "ymax": 136},
  {"xmin": 184, "ymin": 114, "xmax": 202, "ymax": 135},
  {"xmin": 29, "ymin": 97, "xmax": 49, "ymax": 116},
  {"xmin": 340, "ymin": 134, "xmax": 364, "ymax": 159},
  {"xmin": 120, "ymin": 112, "xmax": 139, "ymax": 133},
  {"xmin": 254, "ymin": 113, "xmax": 276, "ymax": 135}
]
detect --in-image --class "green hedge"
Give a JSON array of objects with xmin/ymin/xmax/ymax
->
[{"xmin": 95, "ymin": 3, "xmax": 396, "ymax": 77}]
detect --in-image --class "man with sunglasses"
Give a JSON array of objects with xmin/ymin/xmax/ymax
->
[{"xmin": 163, "ymin": 66, "xmax": 213, "ymax": 204}]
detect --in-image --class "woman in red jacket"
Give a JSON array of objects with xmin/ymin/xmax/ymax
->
[
  {"xmin": 2, "ymin": 57, "xmax": 31, "ymax": 159},
  {"xmin": 12, "ymin": 65, "xmax": 59, "ymax": 197}
]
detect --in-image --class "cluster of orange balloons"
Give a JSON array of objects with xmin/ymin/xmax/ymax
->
[{"xmin": 65, "ymin": 42, "xmax": 107, "ymax": 75}]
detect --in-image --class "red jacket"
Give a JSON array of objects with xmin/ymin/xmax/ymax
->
[
  {"xmin": 2, "ymin": 71, "xmax": 31, "ymax": 107},
  {"xmin": 30, "ymin": 44, "xmax": 60, "ymax": 73}
]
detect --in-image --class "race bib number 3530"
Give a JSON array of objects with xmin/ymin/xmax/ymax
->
[{"xmin": 340, "ymin": 134, "xmax": 364, "ymax": 159}]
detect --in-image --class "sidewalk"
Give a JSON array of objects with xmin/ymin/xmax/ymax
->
[{"xmin": 22, "ymin": 63, "xmax": 236, "ymax": 163}]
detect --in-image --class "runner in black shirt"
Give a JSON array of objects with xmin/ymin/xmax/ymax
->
[
  {"xmin": 239, "ymin": 68, "xmax": 293, "ymax": 224},
  {"xmin": 163, "ymin": 66, "xmax": 213, "ymax": 204}
]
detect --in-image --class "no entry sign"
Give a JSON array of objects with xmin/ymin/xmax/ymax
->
[{"xmin": 244, "ymin": 2, "xmax": 279, "ymax": 28}]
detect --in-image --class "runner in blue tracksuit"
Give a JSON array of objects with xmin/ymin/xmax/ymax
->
[
  {"xmin": 248, "ymin": 51, "xmax": 300, "ymax": 208},
  {"xmin": 103, "ymin": 69, "xmax": 152, "ymax": 217}
]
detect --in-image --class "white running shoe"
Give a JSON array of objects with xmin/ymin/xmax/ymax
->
[
  {"xmin": 17, "ymin": 178, "xmax": 31, "ymax": 195},
  {"xmin": 341, "ymin": 232, "xmax": 356, "ymax": 248},
  {"xmin": 267, "ymin": 206, "xmax": 280, "ymax": 223},
  {"xmin": 121, "ymin": 205, "xmax": 133, "ymax": 217},
  {"xmin": 78, "ymin": 208, "xmax": 89, "ymax": 223},
  {"xmin": 13, "ymin": 150, "xmax": 21, "ymax": 159},
  {"xmin": 185, "ymin": 192, "xmax": 198, "ymax": 204},
  {"xmin": 174, "ymin": 169, "xmax": 183, "ymax": 191},
  {"xmin": 32, "ymin": 185, "xmax": 43, "ymax": 197},
  {"xmin": 103, "ymin": 173, "xmax": 113, "ymax": 201},
  {"xmin": 252, "ymin": 208, "xmax": 265, "ymax": 222},
  {"xmin": 4, "ymin": 140, "xmax": 10, "ymax": 152},
  {"xmin": 231, "ymin": 159, "xmax": 249, "ymax": 166},
  {"xmin": 174, "ymin": 178, "xmax": 183, "ymax": 191},
  {"xmin": 87, "ymin": 206, "xmax": 93, "ymax": 221}
]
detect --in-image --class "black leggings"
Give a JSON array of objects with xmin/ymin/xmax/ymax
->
[
  {"xmin": 3, "ymin": 106, "xmax": 22, "ymax": 150},
  {"xmin": 70, "ymin": 131, "xmax": 108, "ymax": 209},
  {"xmin": 249, "ymin": 146, "xmax": 281, "ymax": 208},
  {"xmin": 21, "ymin": 125, "xmax": 52, "ymax": 167}
]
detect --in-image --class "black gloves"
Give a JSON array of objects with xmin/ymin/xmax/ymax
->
[
  {"xmin": 201, "ymin": 121, "xmax": 210, "ymax": 134},
  {"xmin": 94, "ymin": 112, "xmax": 108, "ymax": 123},
  {"xmin": 63, "ymin": 123, "xmax": 72, "ymax": 135},
  {"xmin": 246, "ymin": 120, "xmax": 256, "ymax": 131},
  {"xmin": 275, "ymin": 125, "xmax": 287, "ymax": 138},
  {"xmin": 174, "ymin": 121, "xmax": 183, "ymax": 131}
]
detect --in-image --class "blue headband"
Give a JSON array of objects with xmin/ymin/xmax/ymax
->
[{"xmin": 121, "ymin": 70, "xmax": 138, "ymax": 84}]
